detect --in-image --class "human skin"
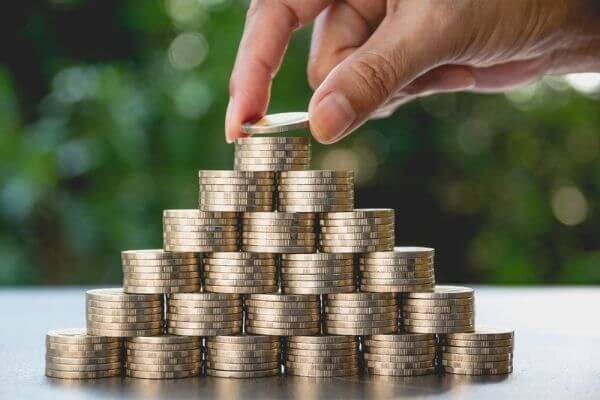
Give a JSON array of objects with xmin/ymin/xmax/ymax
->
[{"xmin": 225, "ymin": 0, "xmax": 600, "ymax": 144}]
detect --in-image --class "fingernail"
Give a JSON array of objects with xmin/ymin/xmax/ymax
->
[
  {"xmin": 444, "ymin": 69, "xmax": 476, "ymax": 90},
  {"xmin": 309, "ymin": 91, "xmax": 356, "ymax": 144},
  {"xmin": 225, "ymin": 96, "xmax": 234, "ymax": 143}
]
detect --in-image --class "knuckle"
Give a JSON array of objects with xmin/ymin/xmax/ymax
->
[
  {"xmin": 350, "ymin": 51, "xmax": 399, "ymax": 104},
  {"xmin": 307, "ymin": 62, "xmax": 329, "ymax": 90}
]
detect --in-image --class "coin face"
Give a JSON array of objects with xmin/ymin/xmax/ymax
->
[{"xmin": 240, "ymin": 112, "xmax": 309, "ymax": 134}]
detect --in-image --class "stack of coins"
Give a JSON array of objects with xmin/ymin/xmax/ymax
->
[
  {"xmin": 163, "ymin": 210, "xmax": 239, "ymax": 252},
  {"xmin": 86, "ymin": 289, "xmax": 163, "ymax": 337},
  {"xmin": 364, "ymin": 334, "xmax": 436, "ymax": 376},
  {"xmin": 234, "ymin": 137, "xmax": 310, "ymax": 171},
  {"xmin": 402, "ymin": 285, "xmax": 475, "ymax": 334},
  {"xmin": 277, "ymin": 170, "xmax": 354, "ymax": 212},
  {"xmin": 203, "ymin": 252, "xmax": 277, "ymax": 294},
  {"xmin": 359, "ymin": 247, "xmax": 435, "ymax": 293},
  {"xmin": 121, "ymin": 249, "xmax": 200, "ymax": 294},
  {"xmin": 166, "ymin": 293, "xmax": 243, "ymax": 336},
  {"xmin": 45, "ymin": 328, "xmax": 121, "ymax": 379},
  {"xmin": 246, "ymin": 294, "xmax": 320, "ymax": 336},
  {"xmin": 285, "ymin": 336, "xmax": 359, "ymax": 377},
  {"xmin": 199, "ymin": 170, "xmax": 275, "ymax": 212},
  {"xmin": 124, "ymin": 336, "xmax": 201, "ymax": 379},
  {"xmin": 441, "ymin": 327, "xmax": 514, "ymax": 375},
  {"xmin": 242, "ymin": 212, "xmax": 316, "ymax": 253},
  {"xmin": 325, "ymin": 293, "xmax": 398, "ymax": 335},
  {"xmin": 280, "ymin": 253, "xmax": 355, "ymax": 294},
  {"xmin": 319, "ymin": 209, "xmax": 395, "ymax": 253},
  {"xmin": 205, "ymin": 335, "xmax": 281, "ymax": 378}
]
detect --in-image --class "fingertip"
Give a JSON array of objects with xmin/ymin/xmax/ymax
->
[{"xmin": 309, "ymin": 90, "xmax": 355, "ymax": 145}]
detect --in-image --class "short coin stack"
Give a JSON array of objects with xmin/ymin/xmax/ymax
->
[
  {"xmin": 45, "ymin": 328, "xmax": 121, "ymax": 379},
  {"xmin": 285, "ymin": 336, "xmax": 359, "ymax": 377},
  {"xmin": 234, "ymin": 136, "xmax": 310, "ymax": 171},
  {"xmin": 242, "ymin": 212, "xmax": 316, "ymax": 253},
  {"xmin": 364, "ymin": 334, "xmax": 436, "ymax": 376},
  {"xmin": 166, "ymin": 293, "xmax": 242, "ymax": 336},
  {"xmin": 203, "ymin": 252, "xmax": 277, "ymax": 294},
  {"xmin": 441, "ymin": 327, "xmax": 514, "ymax": 375},
  {"xmin": 325, "ymin": 293, "xmax": 398, "ymax": 335},
  {"xmin": 319, "ymin": 209, "xmax": 395, "ymax": 253},
  {"xmin": 121, "ymin": 249, "xmax": 200, "ymax": 294},
  {"xmin": 281, "ymin": 253, "xmax": 355, "ymax": 294},
  {"xmin": 125, "ymin": 336, "xmax": 201, "ymax": 379},
  {"xmin": 205, "ymin": 335, "xmax": 281, "ymax": 378},
  {"xmin": 402, "ymin": 286, "xmax": 475, "ymax": 334},
  {"xmin": 86, "ymin": 289, "xmax": 163, "ymax": 337},
  {"xmin": 359, "ymin": 247, "xmax": 435, "ymax": 293},
  {"xmin": 277, "ymin": 170, "xmax": 354, "ymax": 212},
  {"xmin": 246, "ymin": 294, "xmax": 320, "ymax": 336},
  {"xmin": 163, "ymin": 210, "xmax": 239, "ymax": 252},
  {"xmin": 199, "ymin": 170, "xmax": 275, "ymax": 212}
]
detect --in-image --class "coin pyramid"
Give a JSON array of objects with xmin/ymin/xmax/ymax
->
[{"xmin": 45, "ymin": 113, "xmax": 514, "ymax": 379}]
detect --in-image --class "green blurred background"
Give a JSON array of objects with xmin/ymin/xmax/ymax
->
[{"xmin": 0, "ymin": 0, "xmax": 598, "ymax": 286}]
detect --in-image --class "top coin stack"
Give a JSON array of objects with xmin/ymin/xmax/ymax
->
[
  {"xmin": 86, "ymin": 288, "xmax": 163, "ymax": 337},
  {"xmin": 121, "ymin": 249, "xmax": 201, "ymax": 294},
  {"xmin": 359, "ymin": 247, "xmax": 435, "ymax": 293},
  {"xmin": 45, "ymin": 328, "xmax": 122, "ymax": 380},
  {"xmin": 234, "ymin": 137, "xmax": 310, "ymax": 171},
  {"xmin": 441, "ymin": 327, "xmax": 514, "ymax": 375},
  {"xmin": 277, "ymin": 170, "xmax": 354, "ymax": 212},
  {"xmin": 319, "ymin": 209, "xmax": 395, "ymax": 253},
  {"xmin": 402, "ymin": 285, "xmax": 475, "ymax": 334},
  {"xmin": 163, "ymin": 209, "xmax": 239, "ymax": 252},
  {"xmin": 199, "ymin": 170, "xmax": 275, "ymax": 212}
]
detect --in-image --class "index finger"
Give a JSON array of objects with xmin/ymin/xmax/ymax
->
[{"xmin": 225, "ymin": 0, "xmax": 331, "ymax": 142}]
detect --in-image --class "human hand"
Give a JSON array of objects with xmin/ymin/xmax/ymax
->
[{"xmin": 225, "ymin": 0, "xmax": 600, "ymax": 144}]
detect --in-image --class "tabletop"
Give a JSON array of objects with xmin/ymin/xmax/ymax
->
[{"xmin": 1, "ymin": 286, "xmax": 599, "ymax": 399}]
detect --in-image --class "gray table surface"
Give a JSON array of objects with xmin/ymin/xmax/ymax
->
[{"xmin": 1, "ymin": 286, "xmax": 599, "ymax": 399}]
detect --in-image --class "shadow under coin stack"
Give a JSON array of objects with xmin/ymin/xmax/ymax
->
[
  {"xmin": 122, "ymin": 250, "xmax": 201, "ymax": 294},
  {"xmin": 242, "ymin": 212, "xmax": 316, "ymax": 253},
  {"xmin": 359, "ymin": 247, "xmax": 435, "ymax": 293},
  {"xmin": 167, "ymin": 293, "xmax": 243, "ymax": 336},
  {"xmin": 162, "ymin": 210, "xmax": 239, "ymax": 252},
  {"xmin": 86, "ymin": 289, "xmax": 163, "ymax": 337},
  {"xmin": 277, "ymin": 170, "xmax": 354, "ymax": 212},
  {"xmin": 205, "ymin": 336, "xmax": 281, "ymax": 378},
  {"xmin": 325, "ymin": 293, "xmax": 398, "ymax": 335},
  {"xmin": 281, "ymin": 253, "xmax": 356, "ymax": 294},
  {"xmin": 124, "ymin": 336, "xmax": 201, "ymax": 379},
  {"xmin": 234, "ymin": 136, "xmax": 310, "ymax": 171},
  {"xmin": 285, "ymin": 336, "xmax": 359, "ymax": 377},
  {"xmin": 246, "ymin": 294, "xmax": 320, "ymax": 336},
  {"xmin": 203, "ymin": 252, "xmax": 277, "ymax": 294},
  {"xmin": 441, "ymin": 328, "xmax": 514, "ymax": 375},
  {"xmin": 45, "ymin": 329, "xmax": 121, "ymax": 379},
  {"xmin": 199, "ymin": 170, "xmax": 275, "ymax": 212},
  {"xmin": 363, "ymin": 334, "xmax": 436, "ymax": 376},
  {"xmin": 401, "ymin": 286, "xmax": 475, "ymax": 334}
]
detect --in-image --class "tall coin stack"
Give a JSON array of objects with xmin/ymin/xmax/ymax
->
[
  {"xmin": 203, "ymin": 252, "xmax": 277, "ymax": 294},
  {"xmin": 441, "ymin": 328, "xmax": 514, "ymax": 375},
  {"xmin": 45, "ymin": 329, "xmax": 121, "ymax": 379},
  {"xmin": 122, "ymin": 250, "xmax": 201, "ymax": 294},
  {"xmin": 162, "ymin": 210, "xmax": 239, "ymax": 252},
  {"xmin": 285, "ymin": 336, "xmax": 359, "ymax": 377},
  {"xmin": 166, "ymin": 293, "xmax": 243, "ymax": 336},
  {"xmin": 86, "ymin": 289, "xmax": 163, "ymax": 337},
  {"xmin": 246, "ymin": 294, "xmax": 320, "ymax": 336},
  {"xmin": 281, "ymin": 253, "xmax": 355, "ymax": 294},
  {"xmin": 277, "ymin": 170, "xmax": 354, "ymax": 212},
  {"xmin": 242, "ymin": 212, "xmax": 316, "ymax": 253},
  {"xmin": 199, "ymin": 170, "xmax": 275, "ymax": 212},
  {"xmin": 205, "ymin": 336, "xmax": 281, "ymax": 378},
  {"xmin": 402, "ymin": 286, "xmax": 475, "ymax": 334},
  {"xmin": 319, "ymin": 209, "xmax": 395, "ymax": 253},
  {"xmin": 125, "ymin": 336, "xmax": 201, "ymax": 379},
  {"xmin": 363, "ymin": 334, "xmax": 436, "ymax": 376},
  {"xmin": 234, "ymin": 136, "xmax": 310, "ymax": 171},
  {"xmin": 359, "ymin": 247, "xmax": 435, "ymax": 293},
  {"xmin": 325, "ymin": 293, "xmax": 398, "ymax": 335}
]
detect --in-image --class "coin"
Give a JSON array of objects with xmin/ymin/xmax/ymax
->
[
  {"xmin": 240, "ymin": 112, "xmax": 309, "ymax": 134},
  {"xmin": 206, "ymin": 348, "xmax": 280, "ymax": 358},
  {"xmin": 407, "ymin": 285, "xmax": 474, "ymax": 299},
  {"xmin": 442, "ymin": 352, "xmax": 513, "ymax": 362},
  {"xmin": 279, "ymin": 178, "xmax": 353, "ymax": 185},
  {"xmin": 167, "ymin": 305, "xmax": 243, "ymax": 315},
  {"xmin": 243, "ymin": 245, "xmax": 315, "ymax": 253},
  {"xmin": 365, "ymin": 367, "xmax": 434, "ymax": 377},
  {"xmin": 168, "ymin": 313, "xmax": 243, "ymax": 322},
  {"xmin": 364, "ymin": 353, "xmax": 435, "ymax": 363},
  {"xmin": 326, "ymin": 326, "xmax": 397, "ymax": 335},
  {"xmin": 86, "ymin": 288, "xmax": 162, "ymax": 302},
  {"xmin": 199, "ymin": 177, "xmax": 275, "ymax": 185},
  {"xmin": 247, "ymin": 327, "xmax": 319, "ymax": 336},
  {"xmin": 285, "ymin": 367, "xmax": 358, "ymax": 377},
  {"xmin": 125, "ymin": 362, "xmax": 199, "ymax": 372},
  {"xmin": 325, "ymin": 306, "xmax": 397, "ymax": 314},
  {"xmin": 319, "ymin": 217, "xmax": 394, "ymax": 227},
  {"xmin": 402, "ymin": 312, "xmax": 473, "ymax": 321},
  {"xmin": 403, "ymin": 298, "xmax": 474, "ymax": 307},
  {"xmin": 405, "ymin": 326, "xmax": 474, "ymax": 334},
  {"xmin": 45, "ymin": 355, "xmax": 121, "ymax": 365},
  {"xmin": 206, "ymin": 369, "xmax": 279, "ymax": 378},
  {"xmin": 441, "ymin": 345, "xmax": 513, "ymax": 355},
  {"xmin": 45, "ymin": 348, "xmax": 122, "ymax": 359},
  {"xmin": 320, "ymin": 245, "xmax": 394, "ymax": 253},
  {"xmin": 199, "ymin": 170, "xmax": 275, "ymax": 178},
  {"xmin": 248, "ymin": 314, "xmax": 319, "ymax": 323},
  {"xmin": 86, "ymin": 320, "xmax": 163, "ymax": 330},
  {"xmin": 403, "ymin": 319, "xmax": 474, "ymax": 327},
  {"xmin": 447, "ymin": 327, "xmax": 514, "ymax": 341},
  {"xmin": 46, "ymin": 369, "xmax": 121, "ymax": 379},
  {"xmin": 364, "ymin": 346, "xmax": 435, "ymax": 356},
  {"xmin": 121, "ymin": 249, "xmax": 199, "ymax": 260},
  {"xmin": 205, "ymin": 361, "xmax": 280, "ymax": 371},
  {"xmin": 125, "ymin": 369, "xmax": 199, "ymax": 379},
  {"xmin": 443, "ymin": 338, "xmax": 513, "ymax": 348},
  {"xmin": 325, "ymin": 319, "xmax": 397, "ymax": 329},
  {"xmin": 46, "ymin": 328, "xmax": 120, "ymax": 345},
  {"xmin": 167, "ymin": 327, "xmax": 241, "ymax": 336},
  {"xmin": 322, "ymin": 209, "xmax": 394, "ymax": 219},
  {"xmin": 285, "ymin": 361, "xmax": 357, "ymax": 370},
  {"xmin": 443, "ymin": 365, "xmax": 513, "ymax": 375},
  {"xmin": 86, "ymin": 314, "xmax": 163, "ymax": 324},
  {"xmin": 126, "ymin": 343, "xmax": 200, "ymax": 351},
  {"xmin": 163, "ymin": 209, "xmax": 238, "ymax": 218},
  {"xmin": 245, "ymin": 300, "xmax": 319, "ymax": 309},
  {"xmin": 206, "ymin": 343, "xmax": 278, "ymax": 351},
  {"xmin": 365, "ymin": 360, "xmax": 434, "ymax": 370},
  {"xmin": 325, "ymin": 313, "xmax": 397, "ymax": 322},
  {"xmin": 46, "ymin": 342, "xmax": 122, "ymax": 352},
  {"xmin": 364, "ymin": 246, "xmax": 434, "ymax": 258},
  {"xmin": 361, "ymin": 270, "xmax": 434, "ymax": 279},
  {"xmin": 170, "ymin": 291, "xmax": 241, "ymax": 301},
  {"xmin": 278, "ymin": 184, "xmax": 353, "ymax": 192},
  {"xmin": 86, "ymin": 327, "xmax": 163, "ymax": 337}
]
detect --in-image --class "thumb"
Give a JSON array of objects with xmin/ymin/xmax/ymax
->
[{"xmin": 308, "ymin": 18, "xmax": 445, "ymax": 144}]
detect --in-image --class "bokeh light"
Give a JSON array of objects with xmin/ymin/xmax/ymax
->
[
  {"xmin": 168, "ymin": 32, "xmax": 209, "ymax": 70},
  {"xmin": 552, "ymin": 185, "xmax": 589, "ymax": 226}
]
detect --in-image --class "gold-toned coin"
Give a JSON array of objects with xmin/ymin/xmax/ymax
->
[
  {"xmin": 45, "ymin": 355, "xmax": 121, "ymax": 365},
  {"xmin": 365, "ymin": 360, "xmax": 434, "ymax": 370},
  {"xmin": 121, "ymin": 249, "xmax": 199, "ymax": 260},
  {"xmin": 46, "ymin": 328, "xmax": 120, "ymax": 345},
  {"xmin": 325, "ymin": 305, "xmax": 397, "ymax": 315},
  {"xmin": 285, "ymin": 367, "xmax": 358, "ymax": 377},
  {"xmin": 406, "ymin": 285, "xmax": 474, "ymax": 299},
  {"xmin": 447, "ymin": 327, "xmax": 514, "ymax": 341},
  {"xmin": 442, "ymin": 352, "xmax": 513, "ymax": 362},
  {"xmin": 364, "ymin": 353, "xmax": 435, "ymax": 363},
  {"xmin": 125, "ymin": 362, "xmax": 199, "ymax": 372},
  {"xmin": 205, "ymin": 361, "xmax": 280, "ymax": 371},
  {"xmin": 45, "ymin": 369, "xmax": 121, "ymax": 379},
  {"xmin": 325, "ymin": 326, "xmax": 397, "ymax": 335},
  {"xmin": 45, "ymin": 361, "xmax": 122, "ymax": 372},
  {"xmin": 363, "ymin": 346, "xmax": 436, "ymax": 356},
  {"xmin": 45, "ymin": 349, "xmax": 121, "ymax": 358},
  {"xmin": 443, "ymin": 365, "xmax": 513, "ymax": 375},
  {"xmin": 125, "ymin": 369, "xmax": 199, "ymax": 379},
  {"xmin": 205, "ymin": 368, "xmax": 279, "ymax": 378},
  {"xmin": 86, "ymin": 288, "xmax": 161, "ymax": 302},
  {"xmin": 366, "ymin": 367, "xmax": 434, "ymax": 377},
  {"xmin": 441, "ymin": 345, "xmax": 513, "ymax": 355},
  {"xmin": 86, "ymin": 327, "xmax": 163, "ymax": 337},
  {"xmin": 247, "ymin": 327, "xmax": 319, "ymax": 336}
]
